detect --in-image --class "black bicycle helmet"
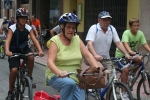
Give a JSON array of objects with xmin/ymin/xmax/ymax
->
[
  {"xmin": 59, "ymin": 13, "xmax": 80, "ymax": 26},
  {"xmin": 16, "ymin": 8, "xmax": 28, "ymax": 17}
]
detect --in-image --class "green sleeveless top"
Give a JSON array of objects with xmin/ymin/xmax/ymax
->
[{"xmin": 45, "ymin": 35, "xmax": 82, "ymax": 84}]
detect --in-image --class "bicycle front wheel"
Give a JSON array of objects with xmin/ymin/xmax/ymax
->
[
  {"xmin": 0, "ymin": 46, "xmax": 5, "ymax": 59},
  {"xmin": 39, "ymin": 36, "xmax": 44, "ymax": 49},
  {"xmin": 137, "ymin": 78, "xmax": 150, "ymax": 100},
  {"xmin": 22, "ymin": 76, "xmax": 33, "ymax": 100},
  {"xmin": 85, "ymin": 89, "xmax": 101, "ymax": 100},
  {"xmin": 108, "ymin": 82, "xmax": 133, "ymax": 100}
]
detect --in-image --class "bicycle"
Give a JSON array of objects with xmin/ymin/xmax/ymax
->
[
  {"xmin": 86, "ymin": 58, "xmax": 134, "ymax": 100},
  {"xmin": 116, "ymin": 52, "xmax": 150, "ymax": 100},
  {"xmin": 11, "ymin": 53, "xmax": 39, "ymax": 100},
  {"xmin": 0, "ymin": 39, "xmax": 5, "ymax": 59},
  {"xmin": 28, "ymin": 39, "xmax": 38, "ymax": 52},
  {"xmin": 38, "ymin": 30, "xmax": 46, "ymax": 50}
]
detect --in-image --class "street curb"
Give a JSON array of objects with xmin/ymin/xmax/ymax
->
[{"xmin": 35, "ymin": 61, "xmax": 47, "ymax": 67}]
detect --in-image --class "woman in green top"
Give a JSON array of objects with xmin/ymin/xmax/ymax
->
[{"xmin": 46, "ymin": 13, "xmax": 104, "ymax": 100}]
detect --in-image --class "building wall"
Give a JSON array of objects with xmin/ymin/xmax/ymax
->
[
  {"xmin": 1, "ymin": 0, "xmax": 16, "ymax": 20},
  {"xmin": 139, "ymin": 0, "xmax": 150, "ymax": 41},
  {"xmin": 77, "ymin": 0, "xmax": 84, "ymax": 32},
  {"xmin": 63, "ymin": 0, "xmax": 84, "ymax": 33},
  {"xmin": 127, "ymin": 0, "xmax": 139, "ymax": 29},
  {"xmin": 63, "ymin": 0, "xmax": 77, "ymax": 13}
]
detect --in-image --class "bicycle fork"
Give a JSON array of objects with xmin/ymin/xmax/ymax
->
[
  {"xmin": 17, "ymin": 70, "xmax": 24, "ymax": 93},
  {"xmin": 112, "ymin": 83, "xmax": 117, "ymax": 100}
]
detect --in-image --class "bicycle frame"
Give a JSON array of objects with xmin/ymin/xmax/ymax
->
[
  {"xmin": 98, "ymin": 67, "xmax": 118, "ymax": 100},
  {"xmin": 128, "ymin": 60, "xmax": 150, "ymax": 92},
  {"xmin": 14, "ymin": 55, "xmax": 30, "ymax": 93}
]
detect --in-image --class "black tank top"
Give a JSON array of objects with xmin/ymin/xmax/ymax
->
[{"xmin": 9, "ymin": 24, "xmax": 32, "ymax": 52}]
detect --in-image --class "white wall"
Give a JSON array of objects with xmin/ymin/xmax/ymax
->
[{"xmin": 139, "ymin": 0, "xmax": 150, "ymax": 41}]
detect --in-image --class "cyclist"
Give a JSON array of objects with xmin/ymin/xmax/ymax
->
[
  {"xmin": 5, "ymin": 8, "xmax": 44, "ymax": 100},
  {"xmin": 115, "ymin": 18, "xmax": 150, "ymax": 100},
  {"xmin": 0, "ymin": 28, "xmax": 6, "ymax": 45},
  {"xmin": 50, "ymin": 25, "xmax": 61, "ymax": 37},
  {"xmin": 1, "ymin": 17, "xmax": 8, "ymax": 35},
  {"xmin": 46, "ymin": 13, "xmax": 104, "ymax": 100},
  {"xmin": 31, "ymin": 15, "xmax": 41, "ymax": 34},
  {"xmin": 85, "ymin": 11, "xmax": 131, "ymax": 99},
  {"xmin": 8, "ymin": 16, "xmax": 15, "ymax": 27},
  {"xmin": 27, "ymin": 19, "xmax": 38, "ymax": 38}
]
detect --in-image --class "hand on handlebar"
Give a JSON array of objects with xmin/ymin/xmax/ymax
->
[
  {"xmin": 129, "ymin": 51, "xmax": 137, "ymax": 56},
  {"xmin": 94, "ymin": 55, "xmax": 103, "ymax": 62},
  {"xmin": 38, "ymin": 51, "xmax": 44, "ymax": 57},
  {"xmin": 125, "ymin": 53, "xmax": 132, "ymax": 60},
  {"xmin": 5, "ymin": 51, "xmax": 12, "ymax": 57},
  {"xmin": 57, "ymin": 70, "xmax": 68, "ymax": 78}
]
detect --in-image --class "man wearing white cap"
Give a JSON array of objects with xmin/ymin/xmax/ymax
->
[
  {"xmin": 86, "ymin": 11, "xmax": 131, "ymax": 99},
  {"xmin": 85, "ymin": 11, "xmax": 131, "ymax": 99}
]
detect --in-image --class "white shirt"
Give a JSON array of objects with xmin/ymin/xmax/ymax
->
[
  {"xmin": 86, "ymin": 23, "xmax": 120, "ymax": 58},
  {"xmin": 53, "ymin": 25, "xmax": 61, "ymax": 34}
]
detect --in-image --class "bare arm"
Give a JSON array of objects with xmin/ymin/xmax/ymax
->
[
  {"xmin": 29, "ymin": 30, "xmax": 44, "ymax": 56},
  {"xmin": 50, "ymin": 29, "xmax": 55, "ymax": 37},
  {"xmin": 38, "ymin": 25, "xmax": 41, "ymax": 34},
  {"xmin": 47, "ymin": 41, "xmax": 62, "ymax": 75},
  {"xmin": 4, "ymin": 29, "xmax": 13, "ymax": 56},
  {"xmin": 143, "ymin": 43, "xmax": 150, "ymax": 52},
  {"xmin": 115, "ymin": 41, "xmax": 130, "ymax": 57},
  {"xmin": 87, "ymin": 40, "xmax": 103, "ymax": 61},
  {"xmin": 81, "ymin": 40, "xmax": 103, "ymax": 69},
  {"xmin": 33, "ymin": 29, "xmax": 38, "ymax": 38}
]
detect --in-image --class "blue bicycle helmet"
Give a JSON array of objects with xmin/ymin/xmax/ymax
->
[{"xmin": 59, "ymin": 13, "xmax": 80, "ymax": 26}]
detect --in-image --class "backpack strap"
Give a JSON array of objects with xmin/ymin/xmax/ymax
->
[
  {"xmin": 95, "ymin": 24, "xmax": 98, "ymax": 34},
  {"xmin": 109, "ymin": 25, "xmax": 113, "ymax": 34},
  {"xmin": 96, "ymin": 24, "xmax": 113, "ymax": 34}
]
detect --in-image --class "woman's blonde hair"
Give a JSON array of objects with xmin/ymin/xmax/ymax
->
[{"xmin": 129, "ymin": 18, "xmax": 139, "ymax": 26}]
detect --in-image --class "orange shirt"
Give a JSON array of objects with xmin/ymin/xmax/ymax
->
[{"xmin": 32, "ymin": 19, "xmax": 40, "ymax": 31}]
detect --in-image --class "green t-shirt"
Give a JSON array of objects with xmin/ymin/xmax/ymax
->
[
  {"xmin": 45, "ymin": 35, "xmax": 82, "ymax": 84},
  {"xmin": 115, "ymin": 30, "xmax": 147, "ymax": 58}
]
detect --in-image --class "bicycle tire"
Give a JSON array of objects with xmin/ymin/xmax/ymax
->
[
  {"xmin": 40, "ymin": 36, "xmax": 44, "ymax": 49},
  {"xmin": 137, "ymin": 78, "xmax": 150, "ymax": 100},
  {"xmin": 0, "ymin": 46, "xmax": 5, "ymax": 59},
  {"xmin": 22, "ymin": 76, "xmax": 33, "ymax": 100},
  {"xmin": 14, "ymin": 74, "xmax": 22, "ymax": 100},
  {"xmin": 107, "ymin": 82, "xmax": 134, "ymax": 100}
]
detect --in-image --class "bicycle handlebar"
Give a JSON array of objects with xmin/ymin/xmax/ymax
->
[
  {"xmin": 56, "ymin": 72, "xmax": 77, "ymax": 78},
  {"xmin": 10, "ymin": 53, "xmax": 39, "ymax": 58}
]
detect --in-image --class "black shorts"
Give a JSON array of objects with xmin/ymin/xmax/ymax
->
[{"xmin": 8, "ymin": 46, "xmax": 33, "ymax": 70}]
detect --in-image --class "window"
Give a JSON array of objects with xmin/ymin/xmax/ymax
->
[{"xmin": 49, "ymin": 0, "xmax": 60, "ymax": 28}]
